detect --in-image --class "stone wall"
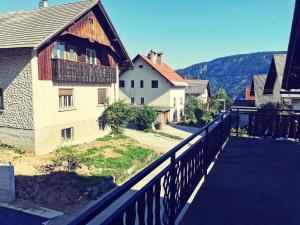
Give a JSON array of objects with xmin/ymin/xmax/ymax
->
[{"xmin": 0, "ymin": 48, "xmax": 35, "ymax": 150}]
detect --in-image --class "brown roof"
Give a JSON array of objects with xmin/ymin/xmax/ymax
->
[{"xmin": 133, "ymin": 54, "xmax": 188, "ymax": 87}]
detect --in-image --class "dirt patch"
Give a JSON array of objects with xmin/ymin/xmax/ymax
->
[
  {"xmin": 15, "ymin": 172, "xmax": 115, "ymax": 214},
  {"xmin": 0, "ymin": 135, "xmax": 158, "ymax": 214}
]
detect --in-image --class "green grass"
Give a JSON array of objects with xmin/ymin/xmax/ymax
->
[
  {"xmin": 52, "ymin": 135, "xmax": 159, "ymax": 184},
  {"xmin": 150, "ymin": 131, "xmax": 184, "ymax": 141},
  {"xmin": 97, "ymin": 134, "xmax": 129, "ymax": 141}
]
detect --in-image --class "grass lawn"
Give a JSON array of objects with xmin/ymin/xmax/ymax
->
[{"xmin": 54, "ymin": 134, "xmax": 159, "ymax": 184}]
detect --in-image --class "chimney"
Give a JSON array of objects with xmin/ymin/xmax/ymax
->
[
  {"xmin": 39, "ymin": 0, "xmax": 48, "ymax": 8},
  {"xmin": 157, "ymin": 52, "xmax": 163, "ymax": 65},
  {"xmin": 148, "ymin": 50, "xmax": 157, "ymax": 63}
]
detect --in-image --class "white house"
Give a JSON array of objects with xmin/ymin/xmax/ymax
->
[{"xmin": 119, "ymin": 50, "xmax": 189, "ymax": 124}]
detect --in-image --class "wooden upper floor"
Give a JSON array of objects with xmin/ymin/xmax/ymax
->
[{"xmin": 36, "ymin": 2, "xmax": 131, "ymax": 84}]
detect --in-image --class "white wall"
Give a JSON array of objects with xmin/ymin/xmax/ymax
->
[
  {"xmin": 119, "ymin": 57, "xmax": 185, "ymax": 122},
  {"xmin": 31, "ymin": 52, "xmax": 117, "ymax": 155}
]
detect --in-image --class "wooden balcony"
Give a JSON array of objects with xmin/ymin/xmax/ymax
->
[{"xmin": 51, "ymin": 59, "xmax": 117, "ymax": 84}]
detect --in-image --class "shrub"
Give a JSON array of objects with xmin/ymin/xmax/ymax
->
[
  {"xmin": 98, "ymin": 101, "xmax": 134, "ymax": 134},
  {"xmin": 53, "ymin": 147, "xmax": 85, "ymax": 172},
  {"xmin": 135, "ymin": 106, "xmax": 157, "ymax": 131}
]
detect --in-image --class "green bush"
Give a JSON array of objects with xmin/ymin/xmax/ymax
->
[
  {"xmin": 53, "ymin": 147, "xmax": 85, "ymax": 172},
  {"xmin": 135, "ymin": 106, "xmax": 157, "ymax": 131},
  {"xmin": 98, "ymin": 101, "xmax": 134, "ymax": 134}
]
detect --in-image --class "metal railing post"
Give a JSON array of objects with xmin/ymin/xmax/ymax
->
[
  {"xmin": 204, "ymin": 127, "xmax": 209, "ymax": 178},
  {"xmin": 170, "ymin": 153, "xmax": 176, "ymax": 225},
  {"xmin": 220, "ymin": 114, "xmax": 224, "ymax": 144},
  {"xmin": 236, "ymin": 108, "xmax": 239, "ymax": 137}
]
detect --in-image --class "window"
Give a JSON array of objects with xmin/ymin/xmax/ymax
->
[
  {"xmin": 140, "ymin": 80, "xmax": 144, "ymax": 88},
  {"xmin": 0, "ymin": 88, "xmax": 3, "ymax": 110},
  {"xmin": 59, "ymin": 89, "xmax": 73, "ymax": 109},
  {"xmin": 131, "ymin": 80, "xmax": 135, "ymax": 88},
  {"xmin": 89, "ymin": 18, "xmax": 94, "ymax": 27},
  {"xmin": 89, "ymin": 18, "xmax": 95, "ymax": 37},
  {"xmin": 98, "ymin": 88, "xmax": 107, "ymax": 105},
  {"xmin": 119, "ymin": 80, "xmax": 125, "ymax": 88},
  {"xmin": 152, "ymin": 80, "xmax": 158, "ymax": 88},
  {"xmin": 131, "ymin": 97, "xmax": 135, "ymax": 105},
  {"xmin": 68, "ymin": 46, "xmax": 77, "ymax": 61},
  {"xmin": 139, "ymin": 65, "xmax": 144, "ymax": 68},
  {"xmin": 174, "ymin": 98, "xmax": 177, "ymax": 107},
  {"xmin": 141, "ymin": 98, "xmax": 145, "ymax": 105},
  {"xmin": 86, "ymin": 49, "xmax": 97, "ymax": 65},
  {"xmin": 180, "ymin": 97, "xmax": 183, "ymax": 105},
  {"xmin": 52, "ymin": 41, "xmax": 65, "ymax": 59},
  {"xmin": 61, "ymin": 128, "xmax": 73, "ymax": 141}
]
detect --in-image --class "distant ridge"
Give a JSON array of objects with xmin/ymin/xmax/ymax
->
[{"xmin": 176, "ymin": 51, "xmax": 286, "ymax": 99}]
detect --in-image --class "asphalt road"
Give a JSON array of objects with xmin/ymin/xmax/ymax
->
[{"xmin": 0, "ymin": 207, "xmax": 48, "ymax": 225}]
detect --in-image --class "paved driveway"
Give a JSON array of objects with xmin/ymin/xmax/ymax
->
[
  {"xmin": 0, "ymin": 207, "xmax": 48, "ymax": 225},
  {"xmin": 125, "ymin": 125, "xmax": 201, "ymax": 153}
]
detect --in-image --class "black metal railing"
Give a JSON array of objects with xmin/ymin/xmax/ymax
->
[
  {"xmin": 69, "ymin": 107, "xmax": 300, "ymax": 225},
  {"xmin": 232, "ymin": 107, "xmax": 300, "ymax": 140},
  {"xmin": 69, "ymin": 110, "xmax": 231, "ymax": 225},
  {"xmin": 52, "ymin": 59, "xmax": 117, "ymax": 84}
]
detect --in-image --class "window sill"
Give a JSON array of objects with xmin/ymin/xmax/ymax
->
[
  {"xmin": 97, "ymin": 104, "xmax": 108, "ymax": 107},
  {"xmin": 0, "ymin": 109, "xmax": 4, "ymax": 113},
  {"xmin": 59, "ymin": 107, "xmax": 76, "ymax": 112}
]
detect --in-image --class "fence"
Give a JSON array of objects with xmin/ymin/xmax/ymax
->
[{"xmin": 69, "ymin": 107, "xmax": 300, "ymax": 225}]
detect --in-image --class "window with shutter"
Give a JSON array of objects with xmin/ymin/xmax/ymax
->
[
  {"xmin": 59, "ymin": 89, "xmax": 74, "ymax": 109},
  {"xmin": 98, "ymin": 88, "xmax": 107, "ymax": 105}
]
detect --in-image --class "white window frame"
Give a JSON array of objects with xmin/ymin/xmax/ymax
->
[
  {"xmin": 59, "ymin": 89, "xmax": 74, "ymax": 109},
  {"xmin": 52, "ymin": 41, "xmax": 66, "ymax": 59},
  {"xmin": 61, "ymin": 127, "xmax": 74, "ymax": 141},
  {"xmin": 86, "ymin": 48, "xmax": 97, "ymax": 65}
]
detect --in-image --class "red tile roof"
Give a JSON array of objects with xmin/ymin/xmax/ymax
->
[
  {"xmin": 245, "ymin": 87, "xmax": 255, "ymax": 100},
  {"xmin": 136, "ymin": 54, "xmax": 188, "ymax": 86}
]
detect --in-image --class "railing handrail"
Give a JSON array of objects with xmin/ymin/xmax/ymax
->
[
  {"xmin": 231, "ymin": 106, "xmax": 300, "ymax": 113},
  {"xmin": 51, "ymin": 58, "xmax": 116, "ymax": 71},
  {"xmin": 68, "ymin": 109, "xmax": 231, "ymax": 225}
]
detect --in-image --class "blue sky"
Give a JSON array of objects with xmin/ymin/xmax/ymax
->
[{"xmin": 0, "ymin": 0, "xmax": 296, "ymax": 69}]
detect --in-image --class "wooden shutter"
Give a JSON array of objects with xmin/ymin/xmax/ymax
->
[
  {"xmin": 98, "ymin": 88, "xmax": 107, "ymax": 105},
  {"xmin": 59, "ymin": 89, "xmax": 73, "ymax": 96}
]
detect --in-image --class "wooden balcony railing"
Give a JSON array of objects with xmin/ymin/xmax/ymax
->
[{"xmin": 51, "ymin": 59, "xmax": 117, "ymax": 84}]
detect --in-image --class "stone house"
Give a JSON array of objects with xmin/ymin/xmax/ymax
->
[
  {"xmin": 119, "ymin": 50, "xmax": 189, "ymax": 124},
  {"xmin": 0, "ymin": 0, "xmax": 132, "ymax": 154},
  {"xmin": 245, "ymin": 54, "xmax": 286, "ymax": 108}
]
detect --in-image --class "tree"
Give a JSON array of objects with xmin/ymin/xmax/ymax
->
[
  {"xmin": 184, "ymin": 96, "xmax": 200, "ymax": 121},
  {"xmin": 185, "ymin": 96, "xmax": 212, "ymax": 126},
  {"xmin": 135, "ymin": 106, "xmax": 157, "ymax": 131},
  {"xmin": 211, "ymin": 88, "xmax": 233, "ymax": 112},
  {"xmin": 98, "ymin": 101, "xmax": 134, "ymax": 134}
]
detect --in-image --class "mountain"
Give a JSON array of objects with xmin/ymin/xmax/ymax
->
[{"xmin": 176, "ymin": 51, "xmax": 286, "ymax": 99}]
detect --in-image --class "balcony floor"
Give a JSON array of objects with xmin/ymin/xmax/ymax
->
[{"xmin": 179, "ymin": 137, "xmax": 300, "ymax": 225}]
